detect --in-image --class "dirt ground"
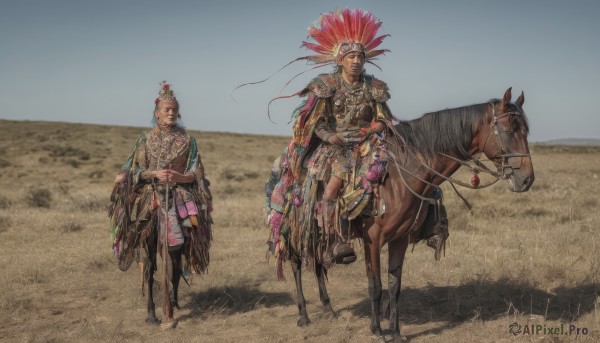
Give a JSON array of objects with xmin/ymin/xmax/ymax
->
[{"xmin": 0, "ymin": 119, "xmax": 598, "ymax": 342}]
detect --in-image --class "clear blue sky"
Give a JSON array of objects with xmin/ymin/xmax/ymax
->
[{"xmin": 1, "ymin": 0, "xmax": 599, "ymax": 142}]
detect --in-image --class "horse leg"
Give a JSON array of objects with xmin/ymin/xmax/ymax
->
[
  {"xmin": 316, "ymin": 263, "xmax": 336, "ymax": 318},
  {"xmin": 291, "ymin": 254, "xmax": 310, "ymax": 326},
  {"xmin": 169, "ymin": 247, "xmax": 183, "ymax": 311},
  {"xmin": 145, "ymin": 265, "xmax": 161, "ymax": 324},
  {"xmin": 145, "ymin": 234, "xmax": 160, "ymax": 324},
  {"xmin": 364, "ymin": 239, "xmax": 383, "ymax": 336},
  {"xmin": 388, "ymin": 237, "xmax": 409, "ymax": 341}
]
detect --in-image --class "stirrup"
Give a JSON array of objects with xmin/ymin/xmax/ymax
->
[
  {"xmin": 426, "ymin": 233, "xmax": 447, "ymax": 261},
  {"xmin": 332, "ymin": 242, "xmax": 357, "ymax": 264}
]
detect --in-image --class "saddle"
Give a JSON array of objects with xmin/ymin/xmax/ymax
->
[{"xmin": 341, "ymin": 144, "xmax": 387, "ymax": 220}]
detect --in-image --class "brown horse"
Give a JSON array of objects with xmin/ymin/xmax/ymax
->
[{"xmin": 289, "ymin": 87, "xmax": 534, "ymax": 341}]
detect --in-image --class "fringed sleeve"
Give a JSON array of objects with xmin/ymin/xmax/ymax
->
[
  {"xmin": 108, "ymin": 133, "xmax": 147, "ymax": 271},
  {"xmin": 183, "ymin": 137, "xmax": 213, "ymax": 274},
  {"xmin": 289, "ymin": 95, "xmax": 329, "ymax": 179}
]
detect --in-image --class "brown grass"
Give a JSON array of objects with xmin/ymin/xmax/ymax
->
[{"xmin": 0, "ymin": 119, "xmax": 598, "ymax": 342}]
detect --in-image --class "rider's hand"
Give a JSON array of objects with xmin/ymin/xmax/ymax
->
[{"xmin": 359, "ymin": 122, "xmax": 385, "ymax": 137}]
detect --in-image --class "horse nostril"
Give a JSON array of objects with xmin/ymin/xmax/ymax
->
[{"xmin": 523, "ymin": 177, "xmax": 530, "ymax": 186}]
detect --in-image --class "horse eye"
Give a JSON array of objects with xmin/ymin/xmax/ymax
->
[{"xmin": 508, "ymin": 117, "xmax": 520, "ymax": 131}]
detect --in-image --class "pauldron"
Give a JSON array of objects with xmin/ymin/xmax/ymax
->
[
  {"xmin": 301, "ymin": 73, "xmax": 390, "ymax": 103},
  {"xmin": 303, "ymin": 74, "xmax": 337, "ymax": 98},
  {"xmin": 368, "ymin": 76, "xmax": 390, "ymax": 103}
]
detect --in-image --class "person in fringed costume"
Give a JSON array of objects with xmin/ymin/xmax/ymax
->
[
  {"xmin": 264, "ymin": 8, "xmax": 404, "ymax": 276},
  {"xmin": 109, "ymin": 81, "xmax": 213, "ymax": 324}
]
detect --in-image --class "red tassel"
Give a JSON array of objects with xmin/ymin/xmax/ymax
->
[{"xmin": 471, "ymin": 173, "xmax": 480, "ymax": 187}]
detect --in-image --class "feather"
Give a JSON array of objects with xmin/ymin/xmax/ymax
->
[
  {"xmin": 286, "ymin": 8, "xmax": 388, "ymax": 68},
  {"xmin": 342, "ymin": 8, "xmax": 353, "ymax": 42},
  {"xmin": 353, "ymin": 9, "xmax": 365, "ymax": 44},
  {"xmin": 321, "ymin": 12, "xmax": 344, "ymax": 44},
  {"xmin": 307, "ymin": 26, "xmax": 335, "ymax": 50},
  {"xmin": 359, "ymin": 15, "xmax": 375, "ymax": 45},
  {"xmin": 363, "ymin": 22, "xmax": 383, "ymax": 47},
  {"xmin": 366, "ymin": 49, "xmax": 389, "ymax": 60},
  {"xmin": 364, "ymin": 34, "xmax": 390, "ymax": 51},
  {"xmin": 301, "ymin": 41, "xmax": 332, "ymax": 56}
]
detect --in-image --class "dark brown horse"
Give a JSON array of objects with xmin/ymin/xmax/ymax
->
[{"xmin": 289, "ymin": 88, "xmax": 534, "ymax": 341}]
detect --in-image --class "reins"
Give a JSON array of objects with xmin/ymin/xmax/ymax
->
[{"xmin": 385, "ymin": 101, "xmax": 530, "ymax": 211}]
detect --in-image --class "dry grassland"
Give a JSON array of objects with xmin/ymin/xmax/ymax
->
[{"xmin": 0, "ymin": 119, "xmax": 598, "ymax": 342}]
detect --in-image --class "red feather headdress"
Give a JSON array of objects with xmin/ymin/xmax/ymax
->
[
  {"xmin": 232, "ymin": 8, "xmax": 389, "ymax": 112},
  {"xmin": 300, "ymin": 8, "xmax": 389, "ymax": 65}
]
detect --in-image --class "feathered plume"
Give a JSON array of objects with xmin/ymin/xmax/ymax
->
[
  {"xmin": 232, "ymin": 8, "xmax": 389, "ymax": 103},
  {"xmin": 300, "ymin": 8, "xmax": 389, "ymax": 65}
]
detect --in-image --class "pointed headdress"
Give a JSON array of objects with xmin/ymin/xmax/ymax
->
[
  {"xmin": 154, "ymin": 81, "xmax": 177, "ymax": 106},
  {"xmin": 300, "ymin": 8, "xmax": 389, "ymax": 66}
]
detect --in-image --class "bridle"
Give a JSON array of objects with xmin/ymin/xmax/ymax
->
[
  {"xmin": 480, "ymin": 102, "xmax": 531, "ymax": 179},
  {"xmin": 386, "ymin": 100, "xmax": 532, "ymax": 208}
]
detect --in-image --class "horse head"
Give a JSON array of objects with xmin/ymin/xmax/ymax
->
[{"xmin": 474, "ymin": 87, "xmax": 535, "ymax": 192}]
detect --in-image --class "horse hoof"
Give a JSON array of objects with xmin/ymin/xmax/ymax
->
[
  {"xmin": 145, "ymin": 316, "xmax": 161, "ymax": 325},
  {"xmin": 371, "ymin": 326, "xmax": 382, "ymax": 336},
  {"xmin": 297, "ymin": 317, "xmax": 310, "ymax": 327},
  {"xmin": 324, "ymin": 310, "xmax": 338, "ymax": 320},
  {"xmin": 171, "ymin": 300, "xmax": 181, "ymax": 310},
  {"xmin": 161, "ymin": 320, "xmax": 176, "ymax": 330},
  {"xmin": 392, "ymin": 335, "xmax": 407, "ymax": 343}
]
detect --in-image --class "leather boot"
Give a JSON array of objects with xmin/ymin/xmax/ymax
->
[{"xmin": 323, "ymin": 199, "xmax": 356, "ymax": 265}]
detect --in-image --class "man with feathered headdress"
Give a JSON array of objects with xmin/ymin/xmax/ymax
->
[{"xmin": 265, "ymin": 8, "xmax": 400, "ymax": 273}]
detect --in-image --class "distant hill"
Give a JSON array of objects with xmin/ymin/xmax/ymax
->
[{"xmin": 537, "ymin": 138, "xmax": 600, "ymax": 146}]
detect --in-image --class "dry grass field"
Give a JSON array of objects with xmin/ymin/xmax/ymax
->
[{"xmin": 0, "ymin": 119, "xmax": 598, "ymax": 343}]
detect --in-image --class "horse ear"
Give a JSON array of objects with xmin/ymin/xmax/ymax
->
[
  {"xmin": 515, "ymin": 91, "xmax": 525, "ymax": 108},
  {"xmin": 502, "ymin": 87, "xmax": 512, "ymax": 106}
]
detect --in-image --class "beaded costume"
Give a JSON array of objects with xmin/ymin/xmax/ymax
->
[
  {"xmin": 264, "ymin": 9, "xmax": 399, "ymax": 277},
  {"xmin": 109, "ymin": 86, "xmax": 212, "ymax": 276}
]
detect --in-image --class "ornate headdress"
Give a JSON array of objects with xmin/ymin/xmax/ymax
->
[
  {"xmin": 154, "ymin": 81, "xmax": 177, "ymax": 106},
  {"xmin": 300, "ymin": 8, "xmax": 389, "ymax": 66},
  {"xmin": 233, "ymin": 8, "xmax": 389, "ymax": 112}
]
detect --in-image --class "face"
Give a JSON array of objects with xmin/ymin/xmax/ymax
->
[
  {"xmin": 339, "ymin": 52, "xmax": 365, "ymax": 78},
  {"xmin": 155, "ymin": 100, "xmax": 179, "ymax": 127}
]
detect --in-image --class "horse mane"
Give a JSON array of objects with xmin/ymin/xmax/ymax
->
[{"xmin": 394, "ymin": 100, "xmax": 499, "ymax": 162}]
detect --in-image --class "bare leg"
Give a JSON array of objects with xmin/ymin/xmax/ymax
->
[
  {"xmin": 291, "ymin": 255, "xmax": 310, "ymax": 326},
  {"xmin": 388, "ymin": 237, "xmax": 409, "ymax": 341},
  {"xmin": 322, "ymin": 175, "xmax": 342, "ymax": 201}
]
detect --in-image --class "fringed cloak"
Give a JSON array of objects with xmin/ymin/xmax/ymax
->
[
  {"xmin": 108, "ymin": 126, "xmax": 213, "ymax": 274},
  {"xmin": 266, "ymin": 73, "xmax": 397, "ymax": 278}
]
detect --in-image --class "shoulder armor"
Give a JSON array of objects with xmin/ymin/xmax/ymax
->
[
  {"xmin": 366, "ymin": 75, "xmax": 390, "ymax": 102},
  {"xmin": 303, "ymin": 74, "xmax": 337, "ymax": 98}
]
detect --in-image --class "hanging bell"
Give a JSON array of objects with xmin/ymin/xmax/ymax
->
[{"xmin": 292, "ymin": 183, "xmax": 302, "ymax": 206}]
